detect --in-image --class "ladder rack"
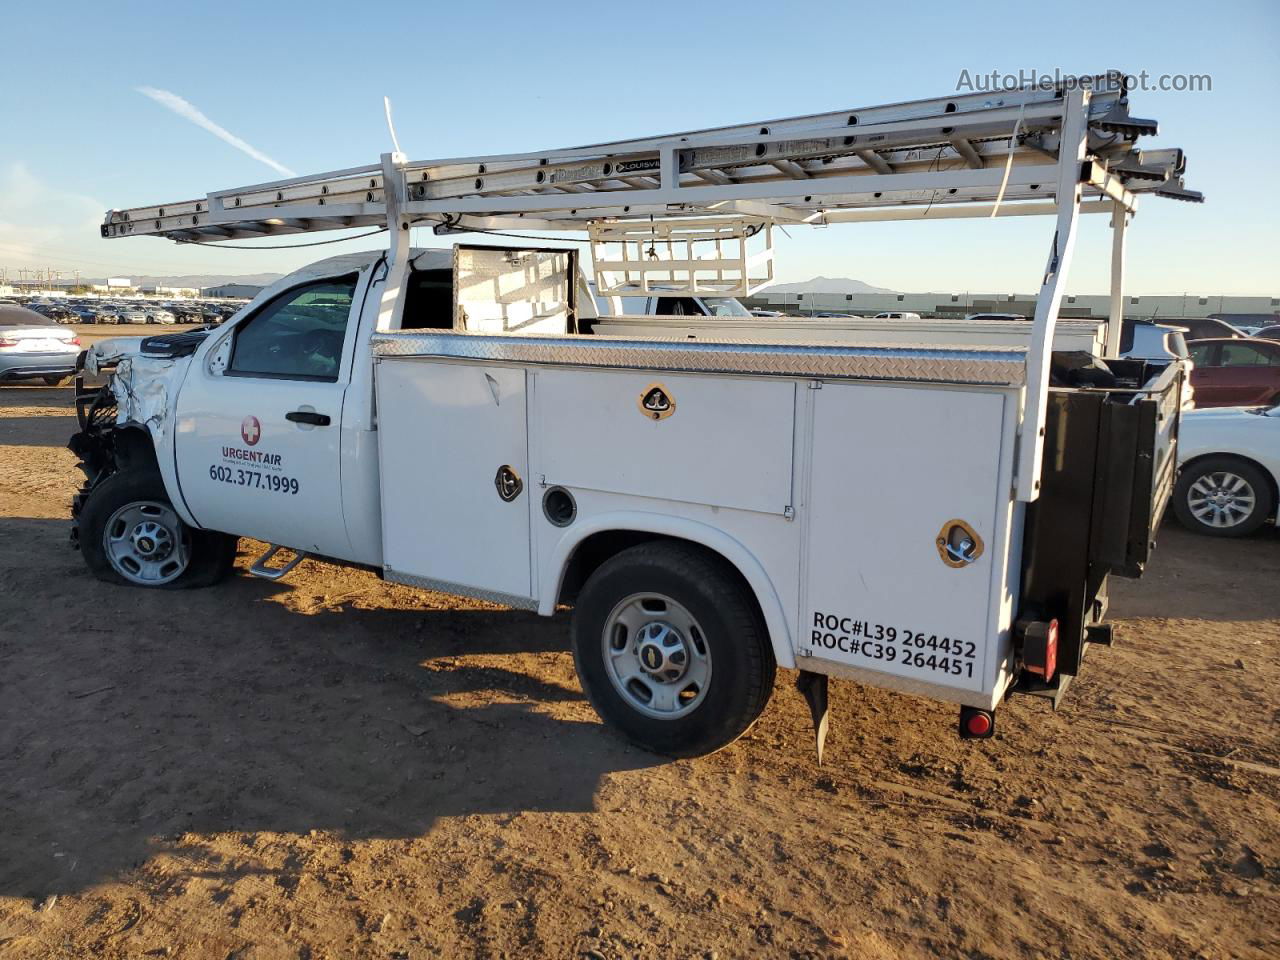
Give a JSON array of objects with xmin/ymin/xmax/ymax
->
[{"xmin": 101, "ymin": 70, "xmax": 1198, "ymax": 248}]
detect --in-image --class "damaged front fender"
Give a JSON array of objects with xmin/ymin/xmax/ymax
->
[{"xmin": 68, "ymin": 340, "xmax": 200, "ymax": 546}]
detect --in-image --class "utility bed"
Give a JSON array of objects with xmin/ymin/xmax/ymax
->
[{"xmin": 371, "ymin": 328, "xmax": 1182, "ymax": 708}]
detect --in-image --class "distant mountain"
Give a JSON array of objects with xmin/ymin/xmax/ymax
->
[{"xmin": 761, "ymin": 276, "xmax": 896, "ymax": 295}]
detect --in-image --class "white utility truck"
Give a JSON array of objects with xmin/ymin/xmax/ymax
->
[{"xmin": 72, "ymin": 73, "xmax": 1198, "ymax": 760}]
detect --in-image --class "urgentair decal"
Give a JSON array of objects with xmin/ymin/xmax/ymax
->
[{"xmin": 221, "ymin": 446, "xmax": 282, "ymax": 467}]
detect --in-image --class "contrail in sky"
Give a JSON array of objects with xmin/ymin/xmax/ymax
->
[{"xmin": 136, "ymin": 86, "xmax": 297, "ymax": 178}]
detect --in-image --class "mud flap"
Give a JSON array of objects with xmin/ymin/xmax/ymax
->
[{"xmin": 795, "ymin": 670, "xmax": 830, "ymax": 765}]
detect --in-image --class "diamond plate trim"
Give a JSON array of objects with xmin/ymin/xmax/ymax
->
[
  {"xmin": 372, "ymin": 332, "xmax": 1026, "ymax": 386},
  {"xmin": 384, "ymin": 568, "xmax": 539, "ymax": 611}
]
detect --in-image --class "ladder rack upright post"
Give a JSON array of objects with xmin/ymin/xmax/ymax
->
[
  {"xmin": 1107, "ymin": 200, "xmax": 1129, "ymax": 358},
  {"xmin": 1017, "ymin": 87, "xmax": 1090, "ymax": 502},
  {"xmin": 377, "ymin": 151, "xmax": 412, "ymax": 334}
]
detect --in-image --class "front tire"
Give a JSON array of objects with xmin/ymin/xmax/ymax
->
[
  {"xmin": 571, "ymin": 541, "xmax": 776, "ymax": 757},
  {"xmin": 78, "ymin": 469, "xmax": 237, "ymax": 588},
  {"xmin": 1173, "ymin": 457, "xmax": 1274, "ymax": 537}
]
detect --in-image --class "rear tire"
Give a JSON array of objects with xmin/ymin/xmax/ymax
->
[
  {"xmin": 571, "ymin": 541, "xmax": 776, "ymax": 757},
  {"xmin": 79, "ymin": 469, "xmax": 238, "ymax": 588},
  {"xmin": 42, "ymin": 375, "xmax": 71, "ymax": 386},
  {"xmin": 1173, "ymin": 456, "xmax": 1274, "ymax": 537}
]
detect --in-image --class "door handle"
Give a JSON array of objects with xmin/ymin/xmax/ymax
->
[{"xmin": 286, "ymin": 410, "xmax": 331, "ymax": 426}]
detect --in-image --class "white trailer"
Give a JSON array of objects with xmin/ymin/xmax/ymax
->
[{"xmin": 73, "ymin": 72, "xmax": 1198, "ymax": 759}]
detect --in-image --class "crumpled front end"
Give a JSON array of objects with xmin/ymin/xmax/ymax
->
[{"xmin": 68, "ymin": 338, "xmax": 195, "ymax": 548}]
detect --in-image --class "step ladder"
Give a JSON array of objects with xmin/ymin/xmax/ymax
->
[{"xmin": 98, "ymin": 70, "xmax": 1201, "ymax": 504}]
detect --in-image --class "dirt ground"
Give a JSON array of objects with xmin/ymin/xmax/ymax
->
[{"xmin": 0, "ymin": 380, "xmax": 1276, "ymax": 960}]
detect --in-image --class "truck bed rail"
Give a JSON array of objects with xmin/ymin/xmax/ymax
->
[{"xmin": 371, "ymin": 331, "xmax": 1028, "ymax": 387}]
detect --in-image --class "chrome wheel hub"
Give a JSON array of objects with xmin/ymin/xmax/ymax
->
[
  {"xmin": 1187, "ymin": 471, "xmax": 1256, "ymax": 529},
  {"xmin": 103, "ymin": 501, "xmax": 190, "ymax": 585},
  {"xmin": 602, "ymin": 593, "xmax": 711, "ymax": 719}
]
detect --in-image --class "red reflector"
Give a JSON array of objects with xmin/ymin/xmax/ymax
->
[
  {"xmin": 1043, "ymin": 619, "xmax": 1059, "ymax": 682},
  {"xmin": 965, "ymin": 712, "xmax": 992, "ymax": 737},
  {"xmin": 69, "ymin": 336, "xmax": 82, "ymax": 346}
]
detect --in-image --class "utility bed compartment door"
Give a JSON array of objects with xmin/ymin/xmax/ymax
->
[
  {"xmin": 534, "ymin": 369, "xmax": 795, "ymax": 515},
  {"xmin": 376, "ymin": 359, "xmax": 532, "ymax": 600},
  {"xmin": 802, "ymin": 383, "xmax": 1009, "ymax": 696},
  {"xmin": 453, "ymin": 245, "xmax": 575, "ymax": 335}
]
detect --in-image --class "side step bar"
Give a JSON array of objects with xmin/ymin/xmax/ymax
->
[{"xmin": 248, "ymin": 544, "xmax": 308, "ymax": 581}]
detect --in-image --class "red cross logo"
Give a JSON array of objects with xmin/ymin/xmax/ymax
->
[{"xmin": 241, "ymin": 415, "xmax": 261, "ymax": 446}]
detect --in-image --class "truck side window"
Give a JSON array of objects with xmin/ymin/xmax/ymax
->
[
  {"xmin": 655, "ymin": 297, "xmax": 702, "ymax": 316},
  {"xmin": 401, "ymin": 268, "xmax": 453, "ymax": 330},
  {"xmin": 227, "ymin": 275, "xmax": 358, "ymax": 381}
]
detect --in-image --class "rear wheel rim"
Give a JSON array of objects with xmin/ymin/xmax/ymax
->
[
  {"xmin": 103, "ymin": 500, "xmax": 191, "ymax": 585},
  {"xmin": 601, "ymin": 593, "xmax": 712, "ymax": 720},
  {"xmin": 1187, "ymin": 471, "xmax": 1256, "ymax": 529}
]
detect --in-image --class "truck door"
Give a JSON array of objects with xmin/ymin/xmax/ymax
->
[{"xmin": 173, "ymin": 273, "xmax": 363, "ymax": 559}]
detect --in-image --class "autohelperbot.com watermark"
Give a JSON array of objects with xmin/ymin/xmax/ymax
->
[{"xmin": 956, "ymin": 68, "xmax": 1212, "ymax": 94}]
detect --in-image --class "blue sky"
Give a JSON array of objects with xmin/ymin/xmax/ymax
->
[{"xmin": 1, "ymin": 0, "xmax": 1276, "ymax": 294}]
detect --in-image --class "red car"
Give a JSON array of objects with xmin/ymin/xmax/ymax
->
[{"xmin": 1187, "ymin": 338, "xmax": 1280, "ymax": 408}]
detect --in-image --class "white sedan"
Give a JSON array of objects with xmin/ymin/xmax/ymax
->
[
  {"xmin": 1174, "ymin": 403, "xmax": 1280, "ymax": 536},
  {"xmin": 0, "ymin": 305, "xmax": 81, "ymax": 386}
]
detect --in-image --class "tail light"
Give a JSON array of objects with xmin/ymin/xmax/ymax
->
[
  {"xmin": 959, "ymin": 706, "xmax": 995, "ymax": 739},
  {"xmin": 1021, "ymin": 619, "xmax": 1059, "ymax": 682},
  {"xmin": 0, "ymin": 337, "xmax": 17, "ymax": 348},
  {"xmin": 69, "ymin": 336, "xmax": 82, "ymax": 346}
]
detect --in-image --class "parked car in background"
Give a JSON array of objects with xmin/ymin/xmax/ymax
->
[
  {"xmin": 1252, "ymin": 325, "xmax": 1280, "ymax": 341},
  {"xmin": 1174, "ymin": 401, "xmax": 1279, "ymax": 536},
  {"xmin": 872, "ymin": 311, "xmax": 922, "ymax": 321},
  {"xmin": 146, "ymin": 308, "xmax": 177, "ymax": 325},
  {"xmin": 118, "ymin": 306, "xmax": 149, "ymax": 324},
  {"xmin": 28, "ymin": 303, "xmax": 77, "ymax": 324},
  {"xmin": 963, "ymin": 312, "xmax": 1025, "ymax": 322},
  {"xmin": 1186, "ymin": 338, "xmax": 1280, "ymax": 408},
  {"xmin": 1171, "ymin": 316, "xmax": 1248, "ymax": 341},
  {"xmin": 1120, "ymin": 320, "xmax": 1190, "ymax": 363},
  {"xmin": 748, "ymin": 308, "xmax": 783, "ymax": 318},
  {"xmin": 0, "ymin": 305, "xmax": 81, "ymax": 385}
]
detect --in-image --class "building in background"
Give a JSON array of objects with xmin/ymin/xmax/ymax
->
[
  {"xmin": 140, "ymin": 284, "xmax": 200, "ymax": 297},
  {"xmin": 201, "ymin": 283, "xmax": 263, "ymax": 299},
  {"xmin": 743, "ymin": 290, "xmax": 1280, "ymax": 323}
]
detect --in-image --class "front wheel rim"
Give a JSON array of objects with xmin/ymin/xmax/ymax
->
[
  {"xmin": 1187, "ymin": 471, "xmax": 1257, "ymax": 529},
  {"xmin": 103, "ymin": 501, "xmax": 191, "ymax": 584},
  {"xmin": 601, "ymin": 592, "xmax": 712, "ymax": 720}
]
